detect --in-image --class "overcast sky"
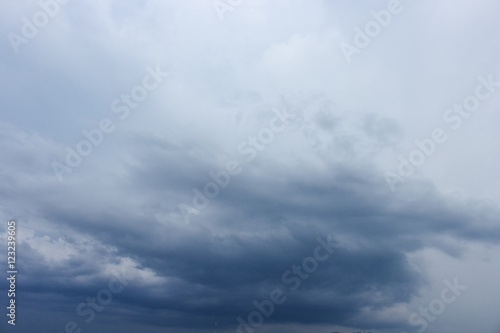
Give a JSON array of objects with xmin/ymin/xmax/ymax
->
[{"xmin": 1, "ymin": 0, "xmax": 500, "ymax": 332}]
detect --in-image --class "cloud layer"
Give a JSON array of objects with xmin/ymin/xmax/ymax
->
[{"xmin": 1, "ymin": 1, "xmax": 500, "ymax": 332}]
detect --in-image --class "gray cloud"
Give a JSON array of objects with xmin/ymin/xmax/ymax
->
[{"xmin": 1, "ymin": 1, "xmax": 500, "ymax": 332}]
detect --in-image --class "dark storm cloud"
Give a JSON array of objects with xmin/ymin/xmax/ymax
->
[{"xmin": 3, "ymin": 106, "xmax": 498, "ymax": 332}]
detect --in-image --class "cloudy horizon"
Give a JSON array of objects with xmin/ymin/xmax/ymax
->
[{"xmin": 1, "ymin": 0, "xmax": 500, "ymax": 332}]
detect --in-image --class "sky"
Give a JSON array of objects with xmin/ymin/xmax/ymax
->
[{"xmin": 1, "ymin": 0, "xmax": 500, "ymax": 332}]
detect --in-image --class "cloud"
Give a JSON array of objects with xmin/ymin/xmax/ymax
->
[
  {"xmin": 1, "ymin": 1, "xmax": 500, "ymax": 332},
  {"xmin": 1, "ymin": 91, "xmax": 500, "ymax": 332}
]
